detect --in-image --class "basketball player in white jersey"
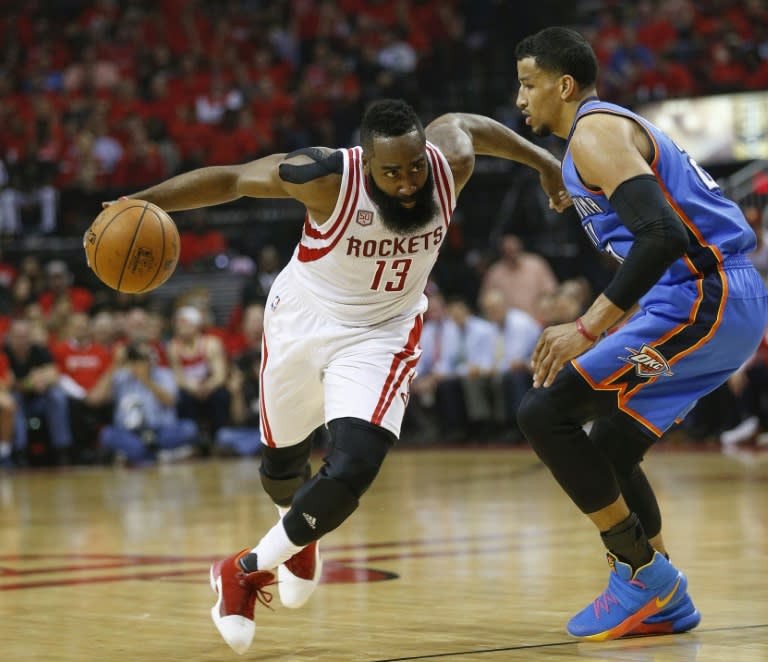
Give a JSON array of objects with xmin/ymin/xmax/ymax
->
[{"xmin": 118, "ymin": 99, "xmax": 568, "ymax": 654}]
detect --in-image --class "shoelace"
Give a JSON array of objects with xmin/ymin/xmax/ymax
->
[
  {"xmin": 593, "ymin": 590, "xmax": 619, "ymax": 618},
  {"xmin": 592, "ymin": 577, "xmax": 647, "ymax": 618},
  {"xmin": 240, "ymin": 572, "xmax": 276, "ymax": 611}
]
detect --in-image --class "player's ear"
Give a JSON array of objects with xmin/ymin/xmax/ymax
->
[{"xmin": 560, "ymin": 75, "xmax": 578, "ymax": 101}]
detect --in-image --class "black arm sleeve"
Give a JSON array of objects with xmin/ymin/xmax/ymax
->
[
  {"xmin": 278, "ymin": 147, "xmax": 343, "ymax": 184},
  {"xmin": 602, "ymin": 174, "xmax": 690, "ymax": 311}
]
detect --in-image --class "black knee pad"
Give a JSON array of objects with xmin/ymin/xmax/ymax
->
[
  {"xmin": 281, "ymin": 418, "xmax": 395, "ymax": 545},
  {"xmin": 323, "ymin": 417, "xmax": 395, "ymax": 497},
  {"xmin": 518, "ymin": 365, "xmax": 614, "ymax": 458},
  {"xmin": 259, "ymin": 433, "xmax": 314, "ymax": 506},
  {"xmin": 517, "ymin": 366, "xmax": 625, "ymax": 514},
  {"xmin": 589, "ymin": 413, "xmax": 655, "ymax": 476}
]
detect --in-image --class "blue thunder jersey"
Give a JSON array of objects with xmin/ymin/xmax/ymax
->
[
  {"xmin": 562, "ymin": 98, "xmax": 768, "ymax": 437},
  {"xmin": 563, "ymin": 98, "xmax": 756, "ymax": 288}
]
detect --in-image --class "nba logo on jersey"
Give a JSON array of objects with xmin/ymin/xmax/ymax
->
[
  {"xmin": 270, "ymin": 295, "xmax": 281, "ymax": 312},
  {"xmin": 356, "ymin": 210, "xmax": 374, "ymax": 226}
]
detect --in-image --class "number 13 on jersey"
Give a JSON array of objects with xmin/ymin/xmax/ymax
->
[{"xmin": 370, "ymin": 258, "xmax": 413, "ymax": 292}]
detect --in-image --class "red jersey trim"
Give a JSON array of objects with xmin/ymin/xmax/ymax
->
[
  {"xmin": 426, "ymin": 144, "xmax": 452, "ymax": 228},
  {"xmin": 259, "ymin": 334, "xmax": 275, "ymax": 447},
  {"xmin": 371, "ymin": 316, "xmax": 424, "ymax": 426},
  {"xmin": 297, "ymin": 149, "xmax": 361, "ymax": 262},
  {"xmin": 302, "ymin": 148, "xmax": 358, "ymax": 240}
]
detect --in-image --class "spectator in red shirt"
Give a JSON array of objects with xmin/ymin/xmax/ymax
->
[
  {"xmin": 179, "ymin": 210, "xmax": 228, "ymax": 270},
  {"xmin": 37, "ymin": 260, "xmax": 93, "ymax": 316},
  {"xmin": 52, "ymin": 311, "xmax": 112, "ymax": 396},
  {"xmin": 52, "ymin": 311, "xmax": 113, "ymax": 462},
  {"xmin": 110, "ymin": 124, "xmax": 167, "ymax": 190}
]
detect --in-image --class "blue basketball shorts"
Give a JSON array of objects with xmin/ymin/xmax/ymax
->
[{"xmin": 572, "ymin": 258, "xmax": 768, "ymax": 436}]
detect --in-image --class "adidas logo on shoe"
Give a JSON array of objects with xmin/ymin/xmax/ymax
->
[{"xmin": 302, "ymin": 512, "xmax": 317, "ymax": 529}]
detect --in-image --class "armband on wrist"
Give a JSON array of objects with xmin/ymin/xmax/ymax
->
[{"xmin": 576, "ymin": 317, "xmax": 598, "ymax": 343}]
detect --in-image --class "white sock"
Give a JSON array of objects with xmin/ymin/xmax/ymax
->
[
  {"xmin": 0, "ymin": 441, "xmax": 10, "ymax": 458},
  {"xmin": 251, "ymin": 520, "xmax": 302, "ymax": 571}
]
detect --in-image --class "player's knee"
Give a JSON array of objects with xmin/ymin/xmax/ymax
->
[
  {"xmin": 517, "ymin": 387, "xmax": 561, "ymax": 454},
  {"xmin": 259, "ymin": 434, "xmax": 314, "ymax": 506},
  {"xmin": 280, "ymin": 419, "xmax": 396, "ymax": 545},
  {"xmin": 590, "ymin": 415, "xmax": 655, "ymax": 475},
  {"xmin": 324, "ymin": 417, "xmax": 395, "ymax": 497}
]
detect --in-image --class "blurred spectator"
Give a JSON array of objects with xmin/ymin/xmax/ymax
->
[
  {"xmin": 0, "ymin": 348, "xmax": 19, "ymax": 466},
  {"xmin": 18, "ymin": 256, "xmax": 46, "ymax": 297},
  {"xmin": 718, "ymin": 328, "xmax": 768, "ymax": 446},
  {"xmin": 743, "ymin": 205, "xmax": 768, "ymax": 280},
  {"xmin": 178, "ymin": 210, "xmax": 229, "ymax": 271},
  {"xmin": 479, "ymin": 234, "xmax": 558, "ymax": 318},
  {"xmin": 444, "ymin": 296, "xmax": 501, "ymax": 439},
  {"xmin": 479, "ymin": 288, "xmax": 542, "ymax": 441},
  {"xmin": 408, "ymin": 288, "xmax": 456, "ymax": 441},
  {"xmin": 214, "ymin": 303, "xmax": 264, "ymax": 457},
  {"xmin": 195, "ymin": 76, "xmax": 243, "ymax": 125},
  {"xmin": 37, "ymin": 260, "xmax": 94, "ymax": 316},
  {"xmin": 51, "ymin": 311, "xmax": 113, "ymax": 461},
  {"xmin": 167, "ymin": 305, "xmax": 230, "ymax": 442},
  {"xmin": 7, "ymin": 274, "xmax": 35, "ymax": 318},
  {"xmin": 4, "ymin": 317, "xmax": 72, "ymax": 464},
  {"xmin": 0, "ymin": 246, "xmax": 17, "ymax": 289},
  {"xmin": 113, "ymin": 306, "xmax": 169, "ymax": 366},
  {"xmin": 90, "ymin": 310, "xmax": 118, "ymax": 349},
  {"xmin": 0, "ymin": 140, "xmax": 58, "ymax": 235},
  {"xmin": 255, "ymin": 244, "xmax": 283, "ymax": 294},
  {"xmin": 87, "ymin": 341, "xmax": 198, "ymax": 465},
  {"xmin": 110, "ymin": 122, "xmax": 167, "ymax": 189}
]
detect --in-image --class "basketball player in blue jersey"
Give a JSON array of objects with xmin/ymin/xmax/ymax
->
[{"xmin": 514, "ymin": 27, "xmax": 768, "ymax": 641}]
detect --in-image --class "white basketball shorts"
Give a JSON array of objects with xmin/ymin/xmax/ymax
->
[{"xmin": 259, "ymin": 268, "xmax": 423, "ymax": 447}]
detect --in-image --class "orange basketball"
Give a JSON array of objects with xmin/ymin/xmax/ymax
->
[{"xmin": 83, "ymin": 199, "xmax": 180, "ymax": 294}]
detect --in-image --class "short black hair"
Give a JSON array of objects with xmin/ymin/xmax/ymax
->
[
  {"xmin": 360, "ymin": 99, "xmax": 424, "ymax": 152},
  {"xmin": 515, "ymin": 27, "xmax": 598, "ymax": 88}
]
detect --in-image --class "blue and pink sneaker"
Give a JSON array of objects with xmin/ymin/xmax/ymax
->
[{"xmin": 567, "ymin": 551, "xmax": 687, "ymax": 641}]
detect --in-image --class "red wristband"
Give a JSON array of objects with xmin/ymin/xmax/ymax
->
[{"xmin": 576, "ymin": 317, "xmax": 598, "ymax": 342}]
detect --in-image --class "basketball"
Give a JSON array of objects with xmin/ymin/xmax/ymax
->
[{"xmin": 83, "ymin": 199, "xmax": 180, "ymax": 294}]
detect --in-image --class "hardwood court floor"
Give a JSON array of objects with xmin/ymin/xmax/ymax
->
[{"xmin": 1, "ymin": 444, "xmax": 767, "ymax": 662}]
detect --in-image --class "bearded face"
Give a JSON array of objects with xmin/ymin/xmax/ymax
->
[
  {"xmin": 367, "ymin": 165, "xmax": 438, "ymax": 235},
  {"xmin": 364, "ymin": 131, "xmax": 438, "ymax": 235}
]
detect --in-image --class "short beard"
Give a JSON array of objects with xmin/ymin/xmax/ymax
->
[
  {"xmin": 532, "ymin": 123, "xmax": 552, "ymax": 138},
  {"xmin": 367, "ymin": 166, "xmax": 439, "ymax": 235}
]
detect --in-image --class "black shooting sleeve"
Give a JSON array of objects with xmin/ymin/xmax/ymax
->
[{"xmin": 602, "ymin": 174, "xmax": 690, "ymax": 311}]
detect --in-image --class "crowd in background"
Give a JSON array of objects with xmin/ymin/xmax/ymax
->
[
  {"xmin": 2, "ymin": 0, "xmax": 768, "ymax": 466},
  {"xmin": 2, "ymin": 0, "xmax": 768, "ymax": 235}
]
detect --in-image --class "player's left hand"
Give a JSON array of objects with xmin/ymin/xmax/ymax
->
[
  {"xmin": 531, "ymin": 321, "xmax": 594, "ymax": 388},
  {"xmin": 538, "ymin": 165, "xmax": 571, "ymax": 213}
]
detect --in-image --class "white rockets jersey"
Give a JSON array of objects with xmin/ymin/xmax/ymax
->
[{"xmin": 286, "ymin": 141, "xmax": 456, "ymax": 326}]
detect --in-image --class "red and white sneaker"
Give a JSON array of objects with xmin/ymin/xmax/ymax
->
[
  {"xmin": 278, "ymin": 541, "xmax": 323, "ymax": 608},
  {"xmin": 209, "ymin": 549, "xmax": 275, "ymax": 655}
]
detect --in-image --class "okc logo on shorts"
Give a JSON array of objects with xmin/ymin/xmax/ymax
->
[
  {"xmin": 620, "ymin": 344, "xmax": 673, "ymax": 377},
  {"xmin": 270, "ymin": 295, "xmax": 280, "ymax": 311},
  {"xmin": 356, "ymin": 209, "xmax": 374, "ymax": 226}
]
